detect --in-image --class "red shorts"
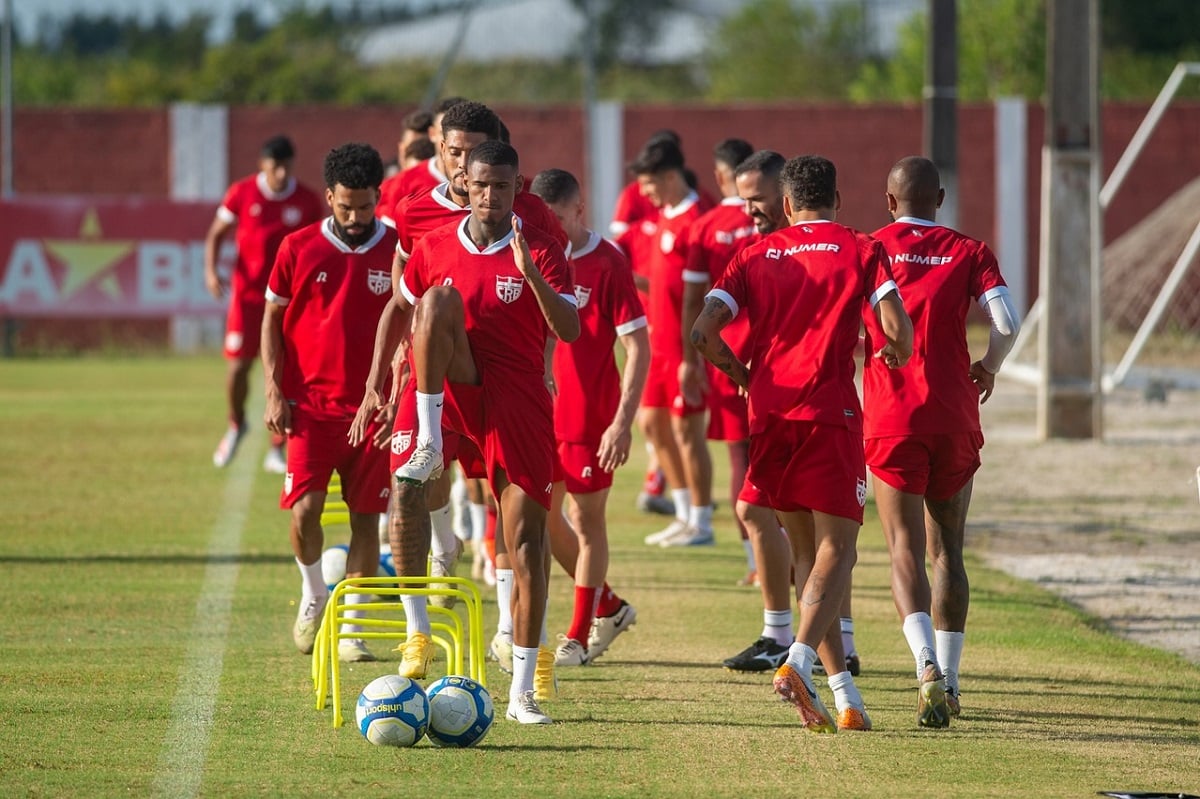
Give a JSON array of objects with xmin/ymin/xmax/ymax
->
[
  {"xmin": 739, "ymin": 418, "xmax": 867, "ymax": 523},
  {"xmin": 389, "ymin": 380, "xmax": 486, "ymax": 479},
  {"xmin": 642, "ymin": 357, "xmax": 706, "ymax": 417},
  {"xmin": 865, "ymin": 431, "xmax": 984, "ymax": 501},
  {"xmin": 281, "ymin": 411, "xmax": 390, "ymax": 514},
  {"xmin": 557, "ymin": 440, "xmax": 614, "ymax": 495},
  {"xmin": 223, "ymin": 293, "xmax": 265, "ymax": 360},
  {"xmin": 442, "ymin": 376, "xmax": 557, "ymax": 511},
  {"xmin": 706, "ymin": 370, "xmax": 749, "ymax": 442}
]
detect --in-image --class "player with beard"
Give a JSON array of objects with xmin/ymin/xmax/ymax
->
[
  {"xmin": 692, "ymin": 155, "xmax": 912, "ymax": 733},
  {"xmin": 386, "ymin": 141, "xmax": 578, "ymax": 724},
  {"xmin": 261, "ymin": 143, "xmax": 397, "ymax": 664},
  {"xmin": 205, "ymin": 135, "xmax": 324, "ymax": 473}
]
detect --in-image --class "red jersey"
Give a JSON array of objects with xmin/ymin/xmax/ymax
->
[
  {"xmin": 217, "ymin": 173, "xmax": 324, "ymax": 293},
  {"xmin": 646, "ymin": 191, "xmax": 711, "ymax": 365},
  {"xmin": 552, "ymin": 231, "xmax": 647, "ymax": 443},
  {"xmin": 400, "ymin": 216, "xmax": 575, "ymax": 387},
  {"xmin": 684, "ymin": 196, "xmax": 757, "ymax": 356},
  {"xmin": 863, "ymin": 218, "xmax": 1008, "ymax": 437},
  {"xmin": 609, "ymin": 181, "xmax": 656, "ymax": 239},
  {"xmin": 391, "ymin": 157, "xmax": 445, "ymax": 204},
  {"xmin": 376, "ymin": 171, "xmax": 408, "ymax": 226},
  {"xmin": 710, "ymin": 220, "xmax": 897, "ymax": 434},
  {"xmin": 265, "ymin": 218, "xmax": 397, "ymax": 420}
]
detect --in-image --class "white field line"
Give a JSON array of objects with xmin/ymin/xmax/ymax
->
[{"xmin": 152, "ymin": 428, "xmax": 260, "ymax": 799}]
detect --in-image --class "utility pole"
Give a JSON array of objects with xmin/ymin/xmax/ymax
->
[
  {"xmin": 2, "ymin": 0, "xmax": 13, "ymax": 198},
  {"xmin": 924, "ymin": 0, "xmax": 957, "ymax": 229},
  {"xmin": 1038, "ymin": 0, "xmax": 1102, "ymax": 439}
]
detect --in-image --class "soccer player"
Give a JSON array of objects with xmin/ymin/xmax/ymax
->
[
  {"xmin": 864, "ymin": 155, "xmax": 1020, "ymax": 727},
  {"xmin": 530, "ymin": 168, "xmax": 649, "ymax": 667},
  {"xmin": 630, "ymin": 138, "xmax": 716, "ymax": 548},
  {"xmin": 679, "ymin": 138, "xmax": 756, "ymax": 567},
  {"xmin": 204, "ymin": 134, "xmax": 324, "ymax": 473},
  {"xmin": 390, "ymin": 140, "xmax": 579, "ymax": 725},
  {"xmin": 692, "ymin": 155, "xmax": 912, "ymax": 733},
  {"xmin": 260, "ymin": 142, "xmax": 396, "ymax": 664},
  {"xmin": 377, "ymin": 109, "xmax": 433, "ymax": 222},
  {"xmin": 383, "ymin": 95, "xmax": 467, "ymax": 209}
]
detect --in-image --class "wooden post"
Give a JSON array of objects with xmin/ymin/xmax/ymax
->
[{"xmin": 1038, "ymin": 0, "xmax": 1102, "ymax": 439}]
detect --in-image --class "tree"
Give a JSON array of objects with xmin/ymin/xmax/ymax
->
[{"xmin": 705, "ymin": 0, "xmax": 867, "ymax": 101}]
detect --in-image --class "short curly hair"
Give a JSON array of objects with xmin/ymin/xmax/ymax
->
[
  {"xmin": 780, "ymin": 155, "xmax": 837, "ymax": 211},
  {"xmin": 323, "ymin": 142, "xmax": 384, "ymax": 191},
  {"xmin": 440, "ymin": 100, "xmax": 501, "ymax": 140}
]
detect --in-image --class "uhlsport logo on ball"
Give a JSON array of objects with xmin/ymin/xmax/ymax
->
[
  {"xmin": 425, "ymin": 675, "xmax": 495, "ymax": 747},
  {"xmin": 355, "ymin": 674, "xmax": 429, "ymax": 747}
]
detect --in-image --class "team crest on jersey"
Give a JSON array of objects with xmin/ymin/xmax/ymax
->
[
  {"xmin": 224, "ymin": 331, "xmax": 243, "ymax": 354},
  {"xmin": 250, "ymin": 203, "xmax": 262, "ymax": 217},
  {"xmin": 367, "ymin": 269, "xmax": 391, "ymax": 296},
  {"xmin": 856, "ymin": 478, "xmax": 867, "ymax": 507},
  {"xmin": 391, "ymin": 430, "xmax": 412, "ymax": 455},
  {"xmin": 801, "ymin": 225, "xmax": 813, "ymax": 234},
  {"xmin": 282, "ymin": 206, "xmax": 303, "ymax": 227},
  {"xmin": 574, "ymin": 285, "xmax": 592, "ymax": 309},
  {"xmin": 496, "ymin": 275, "xmax": 525, "ymax": 303},
  {"xmin": 660, "ymin": 230, "xmax": 676, "ymax": 253}
]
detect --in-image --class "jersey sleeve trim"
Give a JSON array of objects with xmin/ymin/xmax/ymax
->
[
  {"xmin": 682, "ymin": 269, "xmax": 710, "ymax": 284},
  {"xmin": 706, "ymin": 288, "xmax": 740, "ymax": 318},
  {"xmin": 216, "ymin": 206, "xmax": 236, "ymax": 224},
  {"xmin": 615, "ymin": 316, "xmax": 649, "ymax": 336},
  {"xmin": 265, "ymin": 288, "xmax": 290, "ymax": 306},
  {"xmin": 399, "ymin": 276, "xmax": 420, "ymax": 306},
  {"xmin": 869, "ymin": 280, "xmax": 899, "ymax": 308}
]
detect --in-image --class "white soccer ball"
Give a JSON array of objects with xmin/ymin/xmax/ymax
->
[
  {"xmin": 355, "ymin": 674, "xmax": 429, "ymax": 747},
  {"xmin": 321, "ymin": 544, "xmax": 349, "ymax": 590},
  {"xmin": 425, "ymin": 675, "xmax": 494, "ymax": 748}
]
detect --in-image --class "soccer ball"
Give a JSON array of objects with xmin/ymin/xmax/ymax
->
[
  {"xmin": 355, "ymin": 674, "xmax": 429, "ymax": 747},
  {"xmin": 425, "ymin": 675, "xmax": 494, "ymax": 748},
  {"xmin": 321, "ymin": 544, "xmax": 349, "ymax": 591}
]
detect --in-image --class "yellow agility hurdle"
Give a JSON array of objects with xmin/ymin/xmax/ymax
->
[{"xmin": 311, "ymin": 575, "xmax": 487, "ymax": 728}]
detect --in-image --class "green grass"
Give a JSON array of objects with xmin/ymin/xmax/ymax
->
[{"xmin": 1, "ymin": 356, "xmax": 1198, "ymax": 798}]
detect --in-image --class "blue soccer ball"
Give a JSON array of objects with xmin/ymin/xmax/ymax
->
[
  {"xmin": 425, "ymin": 675, "xmax": 494, "ymax": 748},
  {"xmin": 355, "ymin": 674, "xmax": 429, "ymax": 747}
]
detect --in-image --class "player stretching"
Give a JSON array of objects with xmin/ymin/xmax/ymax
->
[
  {"xmin": 261, "ymin": 143, "xmax": 395, "ymax": 663},
  {"xmin": 864, "ymin": 156, "xmax": 1020, "ymax": 727},
  {"xmin": 205, "ymin": 134, "xmax": 323, "ymax": 473},
  {"xmin": 530, "ymin": 168, "xmax": 650, "ymax": 667},
  {"xmin": 387, "ymin": 141, "xmax": 579, "ymax": 724},
  {"xmin": 692, "ymin": 155, "xmax": 912, "ymax": 733}
]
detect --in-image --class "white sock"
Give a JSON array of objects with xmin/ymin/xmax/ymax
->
[
  {"xmin": 429, "ymin": 502, "xmax": 457, "ymax": 558},
  {"xmin": 377, "ymin": 512, "xmax": 389, "ymax": 546},
  {"xmin": 297, "ymin": 556, "xmax": 328, "ymax": 603},
  {"xmin": 762, "ymin": 609, "xmax": 794, "ymax": 646},
  {"xmin": 828, "ymin": 670, "xmax": 863, "ymax": 713},
  {"xmin": 840, "ymin": 617, "xmax": 857, "ymax": 658},
  {"xmin": 415, "ymin": 392, "xmax": 444, "ymax": 450},
  {"xmin": 688, "ymin": 503, "xmax": 713, "ymax": 531},
  {"xmin": 339, "ymin": 592, "xmax": 368, "ymax": 636},
  {"xmin": 742, "ymin": 538, "xmax": 757, "ymax": 571},
  {"xmin": 936, "ymin": 629, "xmax": 965, "ymax": 692},
  {"xmin": 469, "ymin": 503, "xmax": 487, "ymax": 543},
  {"xmin": 902, "ymin": 612, "xmax": 938, "ymax": 678},
  {"xmin": 496, "ymin": 568, "xmax": 515, "ymax": 635},
  {"xmin": 671, "ymin": 488, "xmax": 691, "ymax": 523},
  {"xmin": 510, "ymin": 645, "xmax": 538, "ymax": 700},
  {"xmin": 400, "ymin": 594, "xmax": 430, "ymax": 636},
  {"xmin": 786, "ymin": 641, "xmax": 817, "ymax": 677},
  {"xmin": 450, "ymin": 473, "xmax": 470, "ymax": 541}
]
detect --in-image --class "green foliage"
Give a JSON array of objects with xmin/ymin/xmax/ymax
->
[
  {"xmin": 705, "ymin": 0, "xmax": 868, "ymax": 101},
  {"xmin": 850, "ymin": 0, "xmax": 1045, "ymax": 102}
]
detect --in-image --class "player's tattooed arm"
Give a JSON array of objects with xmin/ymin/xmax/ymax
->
[{"xmin": 690, "ymin": 297, "xmax": 749, "ymax": 391}]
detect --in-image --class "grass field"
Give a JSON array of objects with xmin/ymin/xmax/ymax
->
[{"xmin": 2, "ymin": 356, "xmax": 1198, "ymax": 799}]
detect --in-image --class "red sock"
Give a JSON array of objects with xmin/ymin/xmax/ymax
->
[
  {"xmin": 567, "ymin": 585, "xmax": 600, "ymax": 644},
  {"xmin": 643, "ymin": 468, "xmax": 665, "ymax": 496},
  {"xmin": 595, "ymin": 583, "xmax": 622, "ymax": 617}
]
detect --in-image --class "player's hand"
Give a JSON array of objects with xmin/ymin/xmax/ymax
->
[
  {"xmin": 874, "ymin": 343, "xmax": 909, "ymax": 370},
  {"xmin": 370, "ymin": 401, "xmax": 397, "ymax": 449},
  {"xmin": 969, "ymin": 360, "xmax": 996, "ymax": 404},
  {"xmin": 597, "ymin": 423, "xmax": 632, "ymax": 473},
  {"xmin": 677, "ymin": 359, "xmax": 709, "ymax": 408},
  {"xmin": 264, "ymin": 391, "xmax": 292, "ymax": 437},
  {"xmin": 349, "ymin": 389, "xmax": 386, "ymax": 447},
  {"xmin": 510, "ymin": 215, "xmax": 535, "ymax": 278},
  {"xmin": 204, "ymin": 269, "xmax": 227, "ymax": 300}
]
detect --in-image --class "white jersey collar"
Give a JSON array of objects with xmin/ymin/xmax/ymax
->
[
  {"xmin": 257, "ymin": 172, "xmax": 297, "ymax": 201},
  {"xmin": 456, "ymin": 214, "xmax": 520, "ymax": 255},
  {"xmin": 662, "ymin": 191, "xmax": 699, "ymax": 220},
  {"xmin": 320, "ymin": 216, "xmax": 388, "ymax": 254}
]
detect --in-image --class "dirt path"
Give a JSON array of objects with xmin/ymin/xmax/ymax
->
[{"xmin": 968, "ymin": 378, "xmax": 1200, "ymax": 663}]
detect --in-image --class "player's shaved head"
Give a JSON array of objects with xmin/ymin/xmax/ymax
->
[
  {"xmin": 887, "ymin": 156, "xmax": 943, "ymax": 219},
  {"xmin": 888, "ymin": 156, "xmax": 941, "ymax": 206}
]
